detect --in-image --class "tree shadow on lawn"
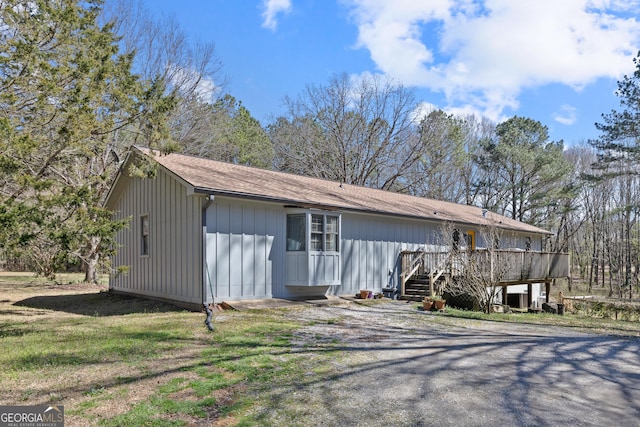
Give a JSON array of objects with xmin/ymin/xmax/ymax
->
[{"xmin": 13, "ymin": 292, "xmax": 185, "ymax": 316}]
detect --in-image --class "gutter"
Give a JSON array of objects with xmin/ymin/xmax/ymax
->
[{"xmin": 202, "ymin": 194, "xmax": 215, "ymax": 331}]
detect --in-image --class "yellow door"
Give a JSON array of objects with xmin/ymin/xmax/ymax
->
[{"xmin": 465, "ymin": 231, "xmax": 475, "ymax": 251}]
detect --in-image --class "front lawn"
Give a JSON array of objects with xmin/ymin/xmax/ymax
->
[
  {"xmin": 0, "ymin": 275, "xmax": 321, "ymax": 426},
  {"xmin": 2, "ymin": 273, "xmax": 640, "ymax": 426}
]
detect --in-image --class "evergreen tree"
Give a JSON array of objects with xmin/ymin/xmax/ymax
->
[
  {"xmin": 590, "ymin": 51, "xmax": 640, "ymax": 297},
  {"xmin": 180, "ymin": 94, "xmax": 274, "ymax": 168},
  {"xmin": 592, "ymin": 51, "xmax": 640, "ymax": 171},
  {"xmin": 476, "ymin": 116, "xmax": 572, "ymax": 226},
  {"xmin": 0, "ymin": 0, "xmax": 173, "ymax": 281}
]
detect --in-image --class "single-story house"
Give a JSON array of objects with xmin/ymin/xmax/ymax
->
[{"xmin": 104, "ymin": 147, "xmax": 568, "ymax": 310}]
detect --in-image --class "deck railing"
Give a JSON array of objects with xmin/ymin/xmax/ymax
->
[
  {"xmin": 400, "ymin": 249, "xmax": 570, "ymax": 292},
  {"xmin": 400, "ymin": 251, "xmax": 450, "ymax": 296}
]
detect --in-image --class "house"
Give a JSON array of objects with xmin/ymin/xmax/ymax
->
[{"xmin": 104, "ymin": 147, "xmax": 569, "ymax": 310}]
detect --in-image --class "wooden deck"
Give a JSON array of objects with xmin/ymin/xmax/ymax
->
[{"xmin": 400, "ymin": 249, "xmax": 570, "ymax": 301}]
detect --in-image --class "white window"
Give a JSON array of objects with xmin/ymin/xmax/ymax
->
[
  {"xmin": 286, "ymin": 213, "xmax": 340, "ymax": 252},
  {"xmin": 325, "ymin": 216, "xmax": 339, "ymax": 251},
  {"xmin": 311, "ymin": 214, "xmax": 324, "ymax": 251},
  {"xmin": 312, "ymin": 214, "xmax": 339, "ymax": 252}
]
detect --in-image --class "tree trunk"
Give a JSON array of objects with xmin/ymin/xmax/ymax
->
[
  {"xmin": 83, "ymin": 236, "xmax": 101, "ymax": 284},
  {"xmin": 589, "ymin": 218, "xmax": 598, "ymax": 292}
]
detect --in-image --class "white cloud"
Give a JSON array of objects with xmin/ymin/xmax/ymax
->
[
  {"xmin": 412, "ymin": 102, "xmax": 438, "ymax": 123},
  {"xmin": 167, "ymin": 64, "xmax": 219, "ymax": 104},
  {"xmin": 346, "ymin": 0, "xmax": 640, "ymax": 122},
  {"xmin": 553, "ymin": 105, "xmax": 578, "ymax": 125},
  {"xmin": 261, "ymin": 0, "xmax": 292, "ymax": 31},
  {"xmin": 414, "ymin": 101, "xmax": 508, "ymax": 126}
]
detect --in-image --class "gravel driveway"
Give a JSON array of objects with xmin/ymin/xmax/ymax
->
[{"xmin": 250, "ymin": 300, "xmax": 640, "ymax": 426}]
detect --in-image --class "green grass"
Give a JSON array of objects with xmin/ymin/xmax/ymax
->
[
  {"xmin": 0, "ymin": 315, "xmax": 190, "ymax": 372},
  {"xmin": 0, "ymin": 271, "xmax": 108, "ymax": 285},
  {"xmin": 427, "ymin": 306, "xmax": 640, "ymax": 337},
  {"xmin": 90, "ymin": 310, "xmax": 312, "ymax": 426},
  {"xmin": 0, "ymin": 276, "xmax": 337, "ymax": 426}
]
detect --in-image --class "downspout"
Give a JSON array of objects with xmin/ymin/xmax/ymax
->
[{"xmin": 202, "ymin": 194, "xmax": 215, "ymax": 331}]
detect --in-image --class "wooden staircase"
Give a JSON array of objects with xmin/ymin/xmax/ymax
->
[
  {"xmin": 399, "ymin": 250, "xmax": 451, "ymax": 301},
  {"xmin": 398, "ymin": 249, "xmax": 571, "ymax": 303},
  {"xmin": 401, "ymin": 274, "xmax": 448, "ymax": 301}
]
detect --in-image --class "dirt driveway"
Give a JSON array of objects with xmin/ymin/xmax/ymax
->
[{"xmin": 247, "ymin": 300, "xmax": 640, "ymax": 426}]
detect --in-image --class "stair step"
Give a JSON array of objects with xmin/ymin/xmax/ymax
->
[
  {"xmin": 405, "ymin": 285, "xmax": 430, "ymax": 290},
  {"xmin": 414, "ymin": 275, "xmax": 447, "ymax": 281}
]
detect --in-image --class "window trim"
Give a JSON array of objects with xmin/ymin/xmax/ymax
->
[
  {"xmin": 310, "ymin": 213, "xmax": 340, "ymax": 253},
  {"xmin": 286, "ymin": 211, "xmax": 341, "ymax": 253}
]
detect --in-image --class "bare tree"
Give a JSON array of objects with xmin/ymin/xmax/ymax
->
[
  {"xmin": 103, "ymin": 0, "xmax": 225, "ymax": 100},
  {"xmin": 403, "ymin": 110, "xmax": 466, "ymax": 201},
  {"xmin": 102, "ymin": 0, "xmax": 227, "ymax": 150},
  {"xmin": 459, "ymin": 114, "xmax": 496, "ymax": 206},
  {"xmin": 269, "ymin": 73, "xmax": 422, "ymax": 190},
  {"xmin": 441, "ymin": 224, "xmax": 512, "ymax": 313},
  {"xmin": 404, "ymin": 111, "xmax": 493, "ymax": 205},
  {"xmin": 555, "ymin": 144, "xmax": 595, "ymax": 290}
]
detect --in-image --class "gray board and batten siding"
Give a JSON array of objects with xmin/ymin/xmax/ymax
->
[
  {"xmin": 108, "ymin": 163, "xmax": 203, "ymax": 307},
  {"xmin": 105, "ymin": 147, "xmax": 552, "ymax": 308}
]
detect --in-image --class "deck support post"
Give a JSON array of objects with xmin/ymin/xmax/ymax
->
[
  {"xmin": 527, "ymin": 283, "xmax": 532, "ymax": 308},
  {"xmin": 545, "ymin": 281, "xmax": 551, "ymax": 303},
  {"xmin": 502, "ymin": 286, "xmax": 508, "ymax": 306}
]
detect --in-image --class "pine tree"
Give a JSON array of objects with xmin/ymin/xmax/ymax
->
[
  {"xmin": 476, "ymin": 116, "xmax": 573, "ymax": 226},
  {"xmin": 592, "ymin": 51, "xmax": 640, "ymax": 170},
  {"xmin": 590, "ymin": 51, "xmax": 640, "ymax": 298}
]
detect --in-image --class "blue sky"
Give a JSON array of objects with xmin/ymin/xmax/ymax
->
[{"xmin": 142, "ymin": 0, "xmax": 640, "ymax": 145}]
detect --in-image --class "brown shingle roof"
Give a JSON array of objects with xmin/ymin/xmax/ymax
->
[{"xmin": 138, "ymin": 147, "xmax": 551, "ymax": 235}]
